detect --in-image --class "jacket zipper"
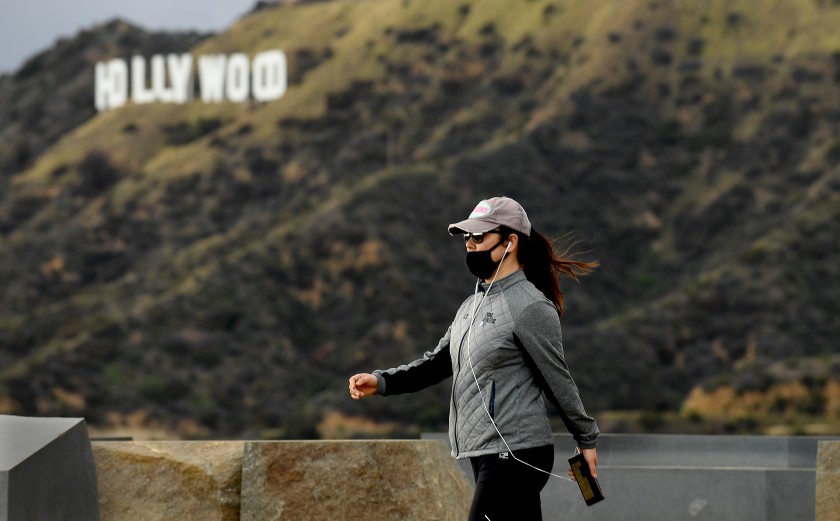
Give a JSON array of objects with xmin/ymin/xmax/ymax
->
[
  {"xmin": 451, "ymin": 325, "xmax": 471, "ymax": 457},
  {"xmin": 452, "ymin": 291, "xmax": 489, "ymax": 457}
]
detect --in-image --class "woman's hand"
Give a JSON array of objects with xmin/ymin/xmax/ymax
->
[
  {"xmin": 568, "ymin": 447, "xmax": 598, "ymax": 480},
  {"xmin": 348, "ymin": 373, "xmax": 378, "ymax": 400}
]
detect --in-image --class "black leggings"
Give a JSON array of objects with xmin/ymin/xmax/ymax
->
[{"xmin": 468, "ymin": 445, "xmax": 554, "ymax": 521}]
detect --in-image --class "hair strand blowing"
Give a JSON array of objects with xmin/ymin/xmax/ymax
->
[{"xmin": 520, "ymin": 228, "xmax": 598, "ymax": 318}]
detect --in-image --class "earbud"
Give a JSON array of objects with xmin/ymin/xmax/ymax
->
[{"xmin": 505, "ymin": 242, "xmax": 512, "ymax": 252}]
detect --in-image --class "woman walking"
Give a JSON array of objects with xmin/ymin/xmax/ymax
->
[{"xmin": 349, "ymin": 196, "xmax": 599, "ymax": 521}]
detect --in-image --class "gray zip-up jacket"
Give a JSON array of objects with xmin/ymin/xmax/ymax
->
[{"xmin": 374, "ymin": 270, "xmax": 598, "ymax": 459}]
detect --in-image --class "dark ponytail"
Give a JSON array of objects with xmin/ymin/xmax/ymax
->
[{"xmin": 516, "ymin": 228, "xmax": 598, "ymax": 318}]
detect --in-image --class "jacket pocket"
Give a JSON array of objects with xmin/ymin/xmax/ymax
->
[{"xmin": 489, "ymin": 380, "xmax": 496, "ymax": 420}]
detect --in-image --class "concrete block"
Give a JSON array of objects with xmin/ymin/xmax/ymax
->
[
  {"xmin": 765, "ymin": 468, "xmax": 815, "ymax": 521},
  {"xmin": 423, "ymin": 432, "xmax": 833, "ymax": 521},
  {"xmin": 0, "ymin": 415, "xmax": 99, "ymax": 521},
  {"xmin": 240, "ymin": 440, "xmax": 473, "ymax": 521},
  {"xmin": 92, "ymin": 441, "xmax": 243, "ymax": 521},
  {"xmin": 817, "ymin": 441, "xmax": 840, "ymax": 521},
  {"xmin": 540, "ymin": 467, "xmax": 817, "ymax": 521},
  {"xmin": 546, "ymin": 436, "xmax": 821, "ymax": 521}
]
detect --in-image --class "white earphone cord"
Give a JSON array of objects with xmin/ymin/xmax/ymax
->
[{"xmin": 465, "ymin": 246, "xmax": 575, "ymax": 483}]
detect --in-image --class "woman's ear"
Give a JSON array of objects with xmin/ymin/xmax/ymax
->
[{"xmin": 506, "ymin": 234, "xmax": 518, "ymax": 252}]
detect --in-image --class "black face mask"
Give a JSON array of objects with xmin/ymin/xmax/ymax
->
[{"xmin": 465, "ymin": 239, "xmax": 505, "ymax": 280}]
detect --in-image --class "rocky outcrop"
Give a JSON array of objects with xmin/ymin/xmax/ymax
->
[
  {"xmin": 241, "ymin": 440, "xmax": 472, "ymax": 521},
  {"xmin": 92, "ymin": 441, "xmax": 243, "ymax": 521},
  {"xmin": 817, "ymin": 441, "xmax": 840, "ymax": 521}
]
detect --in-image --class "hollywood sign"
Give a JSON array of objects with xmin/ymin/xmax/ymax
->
[{"xmin": 95, "ymin": 50, "xmax": 287, "ymax": 112}]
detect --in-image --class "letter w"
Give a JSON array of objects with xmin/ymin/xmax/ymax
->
[{"xmin": 198, "ymin": 55, "xmax": 227, "ymax": 103}]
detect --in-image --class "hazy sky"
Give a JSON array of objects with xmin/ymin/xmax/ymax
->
[{"xmin": 0, "ymin": 0, "xmax": 258, "ymax": 74}]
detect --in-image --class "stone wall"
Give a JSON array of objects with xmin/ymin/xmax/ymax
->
[
  {"xmin": 817, "ymin": 441, "xmax": 840, "ymax": 521},
  {"xmin": 92, "ymin": 440, "xmax": 473, "ymax": 521},
  {"xmin": 91, "ymin": 435, "xmax": 840, "ymax": 521},
  {"xmin": 93, "ymin": 441, "xmax": 242, "ymax": 521}
]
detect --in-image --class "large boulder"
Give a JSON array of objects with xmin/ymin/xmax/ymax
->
[
  {"xmin": 241, "ymin": 440, "xmax": 473, "ymax": 521},
  {"xmin": 92, "ymin": 441, "xmax": 243, "ymax": 521}
]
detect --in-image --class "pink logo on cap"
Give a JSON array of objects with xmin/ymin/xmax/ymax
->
[{"xmin": 469, "ymin": 200, "xmax": 493, "ymax": 218}]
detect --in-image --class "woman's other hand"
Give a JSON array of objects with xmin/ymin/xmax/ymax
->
[
  {"xmin": 568, "ymin": 447, "xmax": 598, "ymax": 480},
  {"xmin": 348, "ymin": 373, "xmax": 378, "ymax": 399}
]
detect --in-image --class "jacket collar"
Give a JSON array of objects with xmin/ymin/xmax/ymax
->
[{"xmin": 477, "ymin": 269, "xmax": 526, "ymax": 294}]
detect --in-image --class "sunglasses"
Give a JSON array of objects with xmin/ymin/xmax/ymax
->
[{"xmin": 463, "ymin": 230, "xmax": 501, "ymax": 244}]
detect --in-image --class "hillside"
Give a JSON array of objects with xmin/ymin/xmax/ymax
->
[
  {"xmin": 1, "ymin": 0, "xmax": 839, "ymax": 439},
  {"xmin": 0, "ymin": 20, "xmax": 210, "ymax": 181}
]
